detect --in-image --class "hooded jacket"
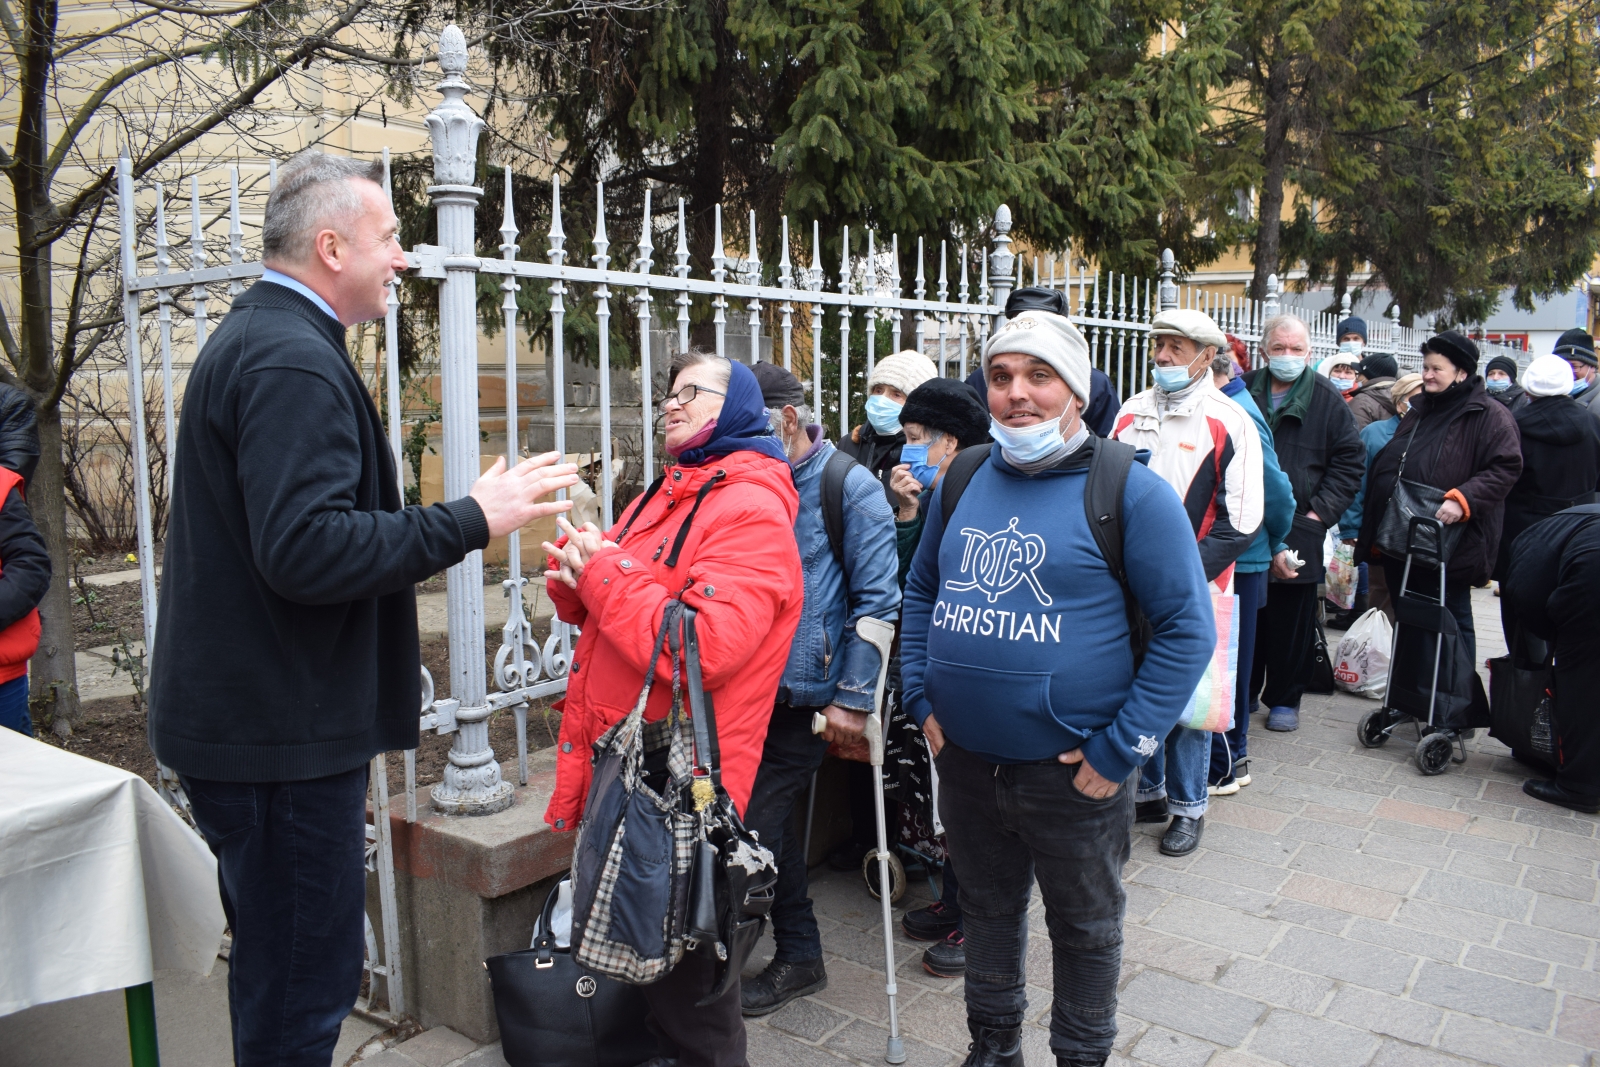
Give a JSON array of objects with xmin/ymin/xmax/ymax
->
[
  {"xmin": 1489, "ymin": 383, "xmax": 1530, "ymax": 414},
  {"xmin": 1346, "ymin": 376, "xmax": 1397, "ymax": 431},
  {"xmin": 0, "ymin": 383, "xmax": 39, "ymax": 488},
  {"xmin": 544, "ymin": 448, "xmax": 803, "ymax": 830},
  {"xmin": 1494, "ymin": 396, "xmax": 1600, "ymax": 580},
  {"xmin": 1356, "ymin": 378, "xmax": 1522, "ymax": 587},
  {"xmin": 1221, "ymin": 378, "xmax": 1295, "ymax": 572}
]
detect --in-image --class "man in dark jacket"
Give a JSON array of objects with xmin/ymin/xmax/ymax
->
[
  {"xmin": 1244, "ymin": 314, "xmax": 1364, "ymax": 732},
  {"xmin": 1347, "ymin": 352, "xmax": 1399, "ymax": 431},
  {"xmin": 1504, "ymin": 503, "xmax": 1600, "ymax": 813},
  {"xmin": 150, "ymin": 151, "xmax": 579, "ymax": 1063},
  {"xmin": 1485, "ymin": 354, "xmax": 1530, "ymax": 414}
]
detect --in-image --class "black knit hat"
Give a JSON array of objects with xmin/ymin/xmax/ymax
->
[
  {"xmin": 1485, "ymin": 354, "xmax": 1519, "ymax": 382},
  {"xmin": 1553, "ymin": 328, "xmax": 1597, "ymax": 368},
  {"xmin": 1356, "ymin": 353, "xmax": 1398, "ymax": 381},
  {"xmin": 1422, "ymin": 331, "xmax": 1479, "ymax": 375},
  {"xmin": 752, "ymin": 361, "xmax": 807, "ymax": 409},
  {"xmin": 902, "ymin": 377, "xmax": 991, "ymax": 449}
]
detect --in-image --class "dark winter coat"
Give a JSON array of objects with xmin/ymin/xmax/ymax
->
[
  {"xmin": 1243, "ymin": 367, "xmax": 1365, "ymax": 584},
  {"xmin": 1490, "ymin": 384, "xmax": 1531, "ymax": 415},
  {"xmin": 1346, "ymin": 376, "xmax": 1397, "ymax": 431},
  {"xmin": 840, "ymin": 422, "xmax": 906, "ymax": 509},
  {"xmin": 1494, "ymin": 395, "xmax": 1600, "ymax": 580},
  {"xmin": 1504, "ymin": 504, "xmax": 1600, "ymax": 641},
  {"xmin": 0, "ymin": 382, "xmax": 40, "ymax": 487},
  {"xmin": 149, "ymin": 281, "xmax": 490, "ymax": 782},
  {"xmin": 1356, "ymin": 377, "xmax": 1522, "ymax": 587}
]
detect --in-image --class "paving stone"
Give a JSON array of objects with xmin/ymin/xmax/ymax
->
[
  {"xmin": 1215, "ymin": 958, "xmax": 1333, "ymax": 1013},
  {"xmin": 1445, "ymin": 850, "xmax": 1523, "ymax": 886},
  {"xmin": 1512, "ymin": 843, "xmax": 1596, "ymax": 877},
  {"xmin": 747, "ymin": 1023, "xmax": 858, "ymax": 1067},
  {"xmin": 393, "ymin": 1028, "xmax": 478, "ymax": 1067},
  {"xmin": 1249, "ymin": 736, "xmax": 1319, "ymax": 766},
  {"xmin": 1265, "ymin": 927, "xmax": 1417, "ymax": 993},
  {"xmin": 1389, "ymin": 786, "xmax": 1461, "ymax": 811},
  {"xmin": 1130, "ymin": 864, "xmax": 1278, "ymax": 917},
  {"xmin": 768, "ymin": 997, "xmax": 851, "ymax": 1042},
  {"xmin": 1436, "ymin": 1014, "xmax": 1590, "ymax": 1067},
  {"xmin": 1298, "ymin": 803, "xmax": 1376, "ymax": 829},
  {"xmin": 1345, "ymin": 917, "xmax": 1464, "ymax": 962},
  {"xmin": 1494, "ymin": 922, "xmax": 1593, "ymax": 967},
  {"xmin": 1120, "ymin": 926, "xmax": 1231, "ymax": 983},
  {"xmin": 1197, "ymin": 821, "xmax": 1303, "ymax": 866},
  {"xmin": 1272, "ymin": 780, "xmax": 1381, "ymax": 814},
  {"xmin": 1289, "ymin": 842, "xmax": 1423, "ymax": 894},
  {"xmin": 1207, "ymin": 800, "xmax": 1290, "ymax": 834},
  {"xmin": 1533, "ymin": 826, "xmax": 1600, "ymax": 860},
  {"xmin": 455, "ymin": 1046, "xmax": 511, "ymax": 1067},
  {"xmin": 1267, "ymin": 898, "xmax": 1353, "ymax": 934},
  {"xmin": 812, "ymin": 959, "xmax": 897, "ymax": 1022},
  {"xmin": 362, "ymin": 1052, "xmax": 424, "ymax": 1067},
  {"xmin": 1189, "ymin": 851, "xmax": 1293, "ymax": 894},
  {"xmin": 1443, "ymin": 831, "xmax": 1515, "ymax": 858},
  {"xmin": 1514, "ymin": 805, "xmax": 1597, "ymax": 834},
  {"xmin": 1279, "ymin": 872, "xmax": 1402, "ymax": 921},
  {"xmin": 1455, "ymin": 797, "xmax": 1521, "ymax": 822},
  {"xmin": 1532, "ymin": 893, "xmax": 1600, "ymax": 937},
  {"xmin": 1463, "ymin": 944, "xmax": 1551, "ymax": 984},
  {"xmin": 1410, "ymin": 959, "xmax": 1557, "ymax": 1031},
  {"xmin": 893, "ymin": 990, "xmax": 973, "ymax": 1054},
  {"xmin": 1332, "ymin": 774, "xmax": 1395, "ymax": 798},
  {"xmin": 1147, "ymin": 897, "xmax": 1280, "ymax": 957},
  {"xmin": 1273, "ymin": 763, "xmax": 1342, "ymax": 787},
  {"xmin": 1245, "ymin": 1009, "xmax": 1380, "ymax": 1067},
  {"xmin": 1128, "ymin": 1027, "xmax": 1215, "ymax": 1067},
  {"xmin": 1281, "ymin": 817, "xmax": 1367, "ymax": 850},
  {"xmin": 1360, "ymin": 831, "xmax": 1452, "ymax": 869},
  {"xmin": 1314, "ymin": 751, "xmax": 1398, "ymax": 782},
  {"xmin": 1115, "ymin": 971, "xmax": 1265, "ymax": 1046},
  {"xmin": 1555, "ymin": 994, "xmax": 1600, "ymax": 1049},
  {"xmin": 1369, "ymin": 818, "xmax": 1450, "ymax": 845},
  {"xmin": 823, "ymin": 1020, "xmax": 954, "ymax": 1067},
  {"xmin": 1554, "ymin": 964, "xmax": 1600, "ymax": 1000},
  {"xmin": 1018, "ymin": 1023, "xmax": 1056, "ymax": 1067},
  {"xmin": 1208, "ymin": 1052, "xmax": 1283, "ymax": 1067},
  {"xmin": 1112, "ymin": 1013, "xmax": 1144, "ymax": 1052},
  {"xmin": 825, "ymin": 922, "xmax": 919, "ymax": 971},
  {"xmin": 1463, "ymin": 816, "xmax": 1535, "ymax": 845},
  {"xmin": 1232, "ymin": 789, "xmax": 1310, "ymax": 815},
  {"xmin": 1521, "ymin": 865, "xmax": 1598, "ymax": 902},
  {"xmin": 1415, "ymin": 869, "xmax": 1534, "ymax": 921},
  {"xmin": 1368, "ymin": 1040, "xmax": 1486, "ymax": 1067},
  {"xmin": 1374, "ymin": 797, "xmax": 1470, "ymax": 832},
  {"xmin": 1123, "ymin": 883, "xmax": 1168, "ymax": 923},
  {"xmin": 1393, "ymin": 898, "xmax": 1503, "ymax": 945},
  {"xmin": 1322, "ymin": 986, "xmax": 1442, "ymax": 1045}
]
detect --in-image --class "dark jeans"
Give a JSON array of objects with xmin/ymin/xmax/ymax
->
[
  {"xmin": 1382, "ymin": 559, "xmax": 1476, "ymax": 666},
  {"xmin": 1213, "ymin": 569, "xmax": 1268, "ymax": 782},
  {"xmin": 1553, "ymin": 639, "xmax": 1600, "ymax": 797},
  {"xmin": 181, "ymin": 765, "xmax": 369, "ymax": 1067},
  {"xmin": 941, "ymin": 852, "xmax": 962, "ymax": 922},
  {"xmin": 643, "ymin": 947, "xmax": 747, "ymax": 1067},
  {"xmin": 0, "ymin": 673, "xmax": 30, "ymax": 736},
  {"xmin": 1252, "ymin": 580, "xmax": 1319, "ymax": 711},
  {"xmin": 742, "ymin": 703, "xmax": 831, "ymax": 963},
  {"xmin": 936, "ymin": 742, "xmax": 1133, "ymax": 1061}
]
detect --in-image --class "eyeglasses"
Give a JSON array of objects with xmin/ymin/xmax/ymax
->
[{"xmin": 660, "ymin": 382, "xmax": 727, "ymax": 409}]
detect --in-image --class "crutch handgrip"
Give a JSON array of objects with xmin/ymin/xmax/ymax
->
[{"xmin": 856, "ymin": 616, "xmax": 897, "ymax": 768}]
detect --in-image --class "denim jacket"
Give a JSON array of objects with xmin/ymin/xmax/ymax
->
[{"xmin": 781, "ymin": 428, "xmax": 901, "ymax": 710}]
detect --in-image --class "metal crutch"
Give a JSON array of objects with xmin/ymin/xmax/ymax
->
[{"xmin": 815, "ymin": 616, "xmax": 905, "ymax": 1064}]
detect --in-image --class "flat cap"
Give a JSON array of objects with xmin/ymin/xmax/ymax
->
[{"xmin": 1149, "ymin": 308, "xmax": 1228, "ymax": 351}]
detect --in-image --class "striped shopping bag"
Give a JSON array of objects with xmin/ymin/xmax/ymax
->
[{"xmin": 1180, "ymin": 587, "xmax": 1239, "ymax": 733}]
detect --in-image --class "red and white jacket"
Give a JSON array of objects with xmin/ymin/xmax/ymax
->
[{"xmin": 1113, "ymin": 377, "xmax": 1264, "ymax": 590}]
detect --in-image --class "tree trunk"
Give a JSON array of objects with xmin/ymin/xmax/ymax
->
[
  {"xmin": 685, "ymin": 0, "xmax": 731, "ymax": 351},
  {"xmin": 1250, "ymin": 62, "xmax": 1292, "ymax": 301},
  {"xmin": 29, "ymin": 403, "xmax": 81, "ymax": 735}
]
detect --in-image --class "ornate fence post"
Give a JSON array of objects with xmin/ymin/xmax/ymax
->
[
  {"xmin": 426, "ymin": 26, "xmax": 513, "ymax": 815},
  {"xmin": 1158, "ymin": 248, "xmax": 1179, "ymax": 312},
  {"xmin": 988, "ymin": 205, "xmax": 1015, "ymax": 328},
  {"xmin": 1264, "ymin": 273, "xmax": 1281, "ymax": 321}
]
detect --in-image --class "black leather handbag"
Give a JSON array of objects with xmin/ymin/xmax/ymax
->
[
  {"xmin": 485, "ymin": 879, "xmax": 667, "ymax": 1067},
  {"xmin": 1376, "ymin": 421, "xmax": 1467, "ymax": 563}
]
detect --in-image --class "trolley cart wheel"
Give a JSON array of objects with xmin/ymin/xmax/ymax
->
[
  {"xmin": 864, "ymin": 848, "xmax": 907, "ymax": 904},
  {"xmin": 1358, "ymin": 709, "xmax": 1394, "ymax": 748},
  {"xmin": 1416, "ymin": 732, "xmax": 1454, "ymax": 776}
]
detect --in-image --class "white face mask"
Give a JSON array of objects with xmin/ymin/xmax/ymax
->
[{"xmin": 988, "ymin": 416, "xmax": 1065, "ymax": 464}]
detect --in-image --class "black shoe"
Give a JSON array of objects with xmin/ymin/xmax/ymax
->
[
  {"xmin": 960, "ymin": 1023, "xmax": 1022, "ymax": 1067},
  {"xmin": 740, "ymin": 957, "xmax": 828, "ymax": 1017},
  {"xmin": 1057, "ymin": 1059, "xmax": 1108, "ymax": 1067},
  {"xmin": 1135, "ymin": 798, "xmax": 1169, "ymax": 824},
  {"xmin": 1523, "ymin": 779, "xmax": 1600, "ymax": 814},
  {"xmin": 1160, "ymin": 815, "xmax": 1204, "ymax": 856},
  {"xmin": 922, "ymin": 929, "xmax": 965, "ymax": 978},
  {"xmin": 903, "ymin": 900, "xmax": 961, "ymax": 942},
  {"xmin": 827, "ymin": 839, "xmax": 871, "ymax": 871}
]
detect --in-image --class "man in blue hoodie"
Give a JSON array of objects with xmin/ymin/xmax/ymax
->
[{"xmin": 900, "ymin": 309, "xmax": 1214, "ymax": 1067}]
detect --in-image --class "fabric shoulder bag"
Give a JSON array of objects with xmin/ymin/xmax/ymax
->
[{"xmin": 1375, "ymin": 419, "xmax": 1467, "ymax": 563}]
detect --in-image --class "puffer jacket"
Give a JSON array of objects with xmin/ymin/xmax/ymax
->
[
  {"xmin": 1494, "ymin": 395, "xmax": 1600, "ymax": 580},
  {"xmin": 1346, "ymin": 376, "xmax": 1397, "ymax": 431},
  {"xmin": 0, "ymin": 383, "xmax": 39, "ymax": 487},
  {"xmin": 1357, "ymin": 378, "xmax": 1522, "ymax": 587},
  {"xmin": 544, "ymin": 449, "xmax": 803, "ymax": 830}
]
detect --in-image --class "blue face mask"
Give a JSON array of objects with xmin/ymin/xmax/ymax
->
[
  {"xmin": 1334, "ymin": 376, "xmax": 1356, "ymax": 393},
  {"xmin": 865, "ymin": 394, "xmax": 904, "ymax": 436},
  {"xmin": 1573, "ymin": 379, "xmax": 1589, "ymax": 396},
  {"xmin": 989, "ymin": 416, "xmax": 1065, "ymax": 465},
  {"xmin": 1269, "ymin": 356, "xmax": 1307, "ymax": 383},
  {"xmin": 1485, "ymin": 377, "xmax": 1511, "ymax": 394},
  {"xmin": 899, "ymin": 440, "xmax": 944, "ymax": 487},
  {"xmin": 1153, "ymin": 364, "xmax": 1199, "ymax": 392}
]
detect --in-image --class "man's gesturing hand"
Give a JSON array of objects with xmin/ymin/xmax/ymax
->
[
  {"xmin": 1058, "ymin": 748, "xmax": 1118, "ymax": 798},
  {"xmin": 542, "ymin": 517, "xmax": 617, "ymax": 589},
  {"xmin": 469, "ymin": 452, "xmax": 581, "ymax": 538}
]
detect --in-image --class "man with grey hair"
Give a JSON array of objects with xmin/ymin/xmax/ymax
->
[
  {"xmin": 741, "ymin": 361, "xmax": 899, "ymax": 1016},
  {"xmin": 1242, "ymin": 313, "xmax": 1363, "ymax": 732},
  {"xmin": 150, "ymin": 150, "xmax": 579, "ymax": 1064}
]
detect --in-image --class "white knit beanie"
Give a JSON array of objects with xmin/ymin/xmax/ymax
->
[
  {"xmin": 1524, "ymin": 354, "xmax": 1575, "ymax": 398},
  {"xmin": 868, "ymin": 350, "xmax": 938, "ymax": 397},
  {"xmin": 982, "ymin": 309, "xmax": 1092, "ymax": 406}
]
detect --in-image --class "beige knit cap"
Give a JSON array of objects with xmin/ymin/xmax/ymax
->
[{"xmin": 868, "ymin": 350, "xmax": 939, "ymax": 397}]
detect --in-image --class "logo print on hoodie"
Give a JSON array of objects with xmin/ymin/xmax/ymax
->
[{"xmin": 946, "ymin": 517, "xmax": 1053, "ymax": 606}]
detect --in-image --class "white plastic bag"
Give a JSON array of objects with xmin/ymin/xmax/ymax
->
[
  {"xmin": 531, "ymin": 877, "xmax": 574, "ymax": 948},
  {"xmin": 1325, "ymin": 542, "xmax": 1358, "ymax": 611},
  {"xmin": 1334, "ymin": 608, "xmax": 1392, "ymax": 697}
]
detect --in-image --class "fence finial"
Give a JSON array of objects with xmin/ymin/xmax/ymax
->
[
  {"xmin": 989, "ymin": 205, "xmax": 1014, "ymax": 321},
  {"xmin": 1340, "ymin": 290, "xmax": 1352, "ymax": 317},
  {"xmin": 637, "ymin": 188, "xmax": 654, "ymax": 273},
  {"xmin": 425, "ymin": 25, "xmax": 484, "ymax": 189},
  {"xmin": 1158, "ymin": 248, "xmax": 1178, "ymax": 311},
  {"xmin": 1265, "ymin": 273, "xmax": 1281, "ymax": 318},
  {"xmin": 549, "ymin": 176, "xmax": 565, "ymax": 255}
]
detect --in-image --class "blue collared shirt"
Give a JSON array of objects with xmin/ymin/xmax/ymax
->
[{"xmin": 258, "ymin": 268, "xmax": 341, "ymax": 324}]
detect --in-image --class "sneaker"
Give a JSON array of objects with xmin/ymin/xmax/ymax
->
[
  {"xmin": 922, "ymin": 929, "xmax": 965, "ymax": 978},
  {"xmin": 1265, "ymin": 706, "xmax": 1299, "ymax": 732},
  {"xmin": 902, "ymin": 900, "xmax": 961, "ymax": 942},
  {"xmin": 740, "ymin": 957, "xmax": 828, "ymax": 1017},
  {"xmin": 1235, "ymin": 759, "xmax": 1251, "ymax": 787},
  {"xmin": 1208, "ymin": 776, "xmax": 1239, "ymax": 796}
]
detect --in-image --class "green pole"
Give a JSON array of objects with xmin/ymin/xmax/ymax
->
[{"xmin": 124, "ymin": 982, "xmax": 161, "ymax": 1067}]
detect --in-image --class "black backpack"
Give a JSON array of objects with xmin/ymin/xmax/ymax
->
[
  {"xmin": 935, "ymin": 438, "xmax": 1152, "ymax": 664},
  {"xmin": 819, "ymin": 449, "xmax": 860, "ymax": 566}
]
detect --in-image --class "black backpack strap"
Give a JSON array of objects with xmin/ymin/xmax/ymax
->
[
  {"xmin": 939, "ymin": 443, "xmax": 992, "ymax": 528},
  {"xmin": 680, "ymin": 607, "xmax": 722, "ymax": 792},
  {"xmin": 1083, "ymin": 436, "xmax": 1150, "ymax": 664},
  {"xmin": 663, "ymin": 471, "xmax": 728, "ymax": 567},
  {"xmin": 615, "ymin": 474, "xmax": 666, "ymax": 545},
  {"xmin": 820, "ymin": 449, "xmax": 857, "ymax": 567}
]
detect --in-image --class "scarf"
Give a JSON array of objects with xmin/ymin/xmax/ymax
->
[{"xmin": 671, "ymin": 359, "xmax": 792, "ymax": 467}]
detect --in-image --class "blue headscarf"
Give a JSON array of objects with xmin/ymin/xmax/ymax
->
[{"xmin": 673, "ymin": 359, "xmax": 791, "ymax": 467}]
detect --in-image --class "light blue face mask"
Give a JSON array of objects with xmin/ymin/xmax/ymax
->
[
  {"xmin": 1485, "ymin": 377, "xmax": 1511, "ymax": 394},
  {"xmin": 899, "ymin": 438, "xmax": 944, "ymax": 487},
  {"xmin": 1334, "ymin": 376, "xmax": 1356, "ymax": 393},
  {"xmin": 989, "ymin": 416, "xmax": 1065, "ymax": 465},
  {"xmin": 1269, "ymin": 356, "xmax": 1307, "ymax": 383},
  {"xmin": 865, "ymin": 394, "xmax": 904, "ymax": 436},
  {"xmin": 1152, "ymin": 363, "xmax": 1200, "ymax": 392},
  {"xmin": 1573, "ymin": 379, "xmax": 1590, "ymax": 396}
]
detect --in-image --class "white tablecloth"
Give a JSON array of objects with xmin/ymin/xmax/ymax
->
[{"xmin": 0, "ymin": 728, "xmax": 226, "ymax": 1016}]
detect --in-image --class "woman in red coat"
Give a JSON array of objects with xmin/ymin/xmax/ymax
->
[{"xmin": 543, "ymin": 350, "xmax": 802, "ymax": 1067}]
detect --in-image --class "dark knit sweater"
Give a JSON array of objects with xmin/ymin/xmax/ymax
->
[{"xmin": 149, "ymin": 281, "xmax": 489, "ymax": 781}]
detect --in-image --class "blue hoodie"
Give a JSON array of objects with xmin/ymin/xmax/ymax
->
[{"xmin": 899, "ymin": 446, "xmax": 1215, "ymax": 784}]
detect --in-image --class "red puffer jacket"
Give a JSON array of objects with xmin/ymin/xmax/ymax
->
[{"xmin": 544, "ymin": 449, "xmax": 802, "ymax": 831}]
